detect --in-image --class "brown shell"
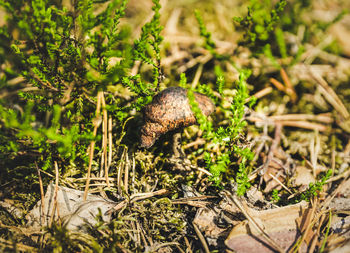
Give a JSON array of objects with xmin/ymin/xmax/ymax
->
[{"xmin": 140, "ymin": 87, "xmax": 215, "ymax": 148}]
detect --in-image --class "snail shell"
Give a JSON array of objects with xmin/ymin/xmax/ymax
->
[{"xmin": 140, "ymin": 87, "xmax": 215, "ymax": 148}]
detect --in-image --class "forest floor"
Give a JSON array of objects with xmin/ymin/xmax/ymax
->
[{"xmin": 1, "ymin": 0, "xmax": 350, "ymax": 252}]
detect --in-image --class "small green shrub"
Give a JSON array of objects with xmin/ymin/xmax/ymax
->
[
  {"xmin": 0, "ymin": 0, "xmax": 163, "ymax": 181},
  {"xmin": 299, "ymin": 170, "xmax": 332, "ymax": 202},
  {"xmin": 191, "ymin": 11, "xmax": 256, "ymax": 194},
  {"xmin": 233, "ymin": 0, "xmax": 287, "ymax": 52},
  {"xmin": 185, "ymin": 68, "xmax": 254, "ymax": 194}
]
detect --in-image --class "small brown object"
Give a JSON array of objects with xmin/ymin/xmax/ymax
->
[{"xmin": 140, "ymin": 87, "xmax": 215, "ymax": 148}]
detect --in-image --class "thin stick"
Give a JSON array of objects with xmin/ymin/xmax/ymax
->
[
  {"xmin": 35, "ymin": 162, "xmax": 45, "ymax": 226},
  {"xmin": 270, "ymin": 78, "xmax": 286, "ymax": 92},
  {"xmin": 83, "ymin": 93, "xmax": 102, "ymax": 201},
  {"xmin": 117, "ymin": 148, "xmax": 126, "ymax": 194},
  {"xmin": 277, "ymin": 120, "xmax": 328, "ymax": 132},
  {"xmin": 322, "ymin": 176, "xmax": 350, "ymax": 210},
  {"xmin": 191, "ymin": 63, "xmax": 203, "ymax": 89},
  {"xmin": 50, "ymin": 162, "xmax": 60, "ymax": 226},
  {"xmin": 124, "ymin": 151, "xmax": 129, "ymax": 194},
  {"xmin": 250, "ymin": 87, "xmax": 273, "ymax": 100},
  {"xmin": 192, "ymin": 222, "xmax": 210, "ymax": 253},
  {"xmin": 280, "ymin": 68, "xmax": 297, "ymax": 103},
  {"xmin": 197, "ymin": 167, "xmax": 212, "ymax": 176},
  {"xmin": 132, "ymin": 154, "xmax": 136, "ymax": 188},
  {"xmin": 184, "ymin": 237, "xmax": 193, "ymax": 253},
  {"xmin": 268, "ymin": 173, "xmax": 292, "ymax": 194}
]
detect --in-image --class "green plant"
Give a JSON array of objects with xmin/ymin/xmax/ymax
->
[
  {"xmin": 0, "ymin": 0, "xmax": 164, "ymax": 180},
  {"xmin": 190, "ymin": 11, "xmax": 256, "ymax": 193},
  {"xmin": 185, "ymin": 68, "xmax": 254, "ymax": 194},
  {"xmin": 194, "ymin": 10, "xmax": 229, "ymax": 61},
  {"xmin": 233, "ymin": 0, "xmax": 287, "ymax": 52},
  {"xmin": 272, "ymin": 189, "xmax": 281, "ymax": 202},
  {"xmin": 298, "ymin": 170, "xmax": 332, "ymax": 202}
]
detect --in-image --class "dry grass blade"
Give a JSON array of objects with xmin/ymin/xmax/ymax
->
[
  {"xmin": 248, "ymin": 113, "xmax": 332, "ymax": 132},
  {"xmin": 124, "ymin": 150, "xmax": 130, "ymax": 194},
  {"xmin": 117, "ymin": 147, "xmax": 127, "ymax": 194},
  {"xmin": 269, "ymin": 113, "xmax": 333, "ymax": 123},
  {"xmin": 36, "ymin": 162, "xmax": 45, "ymax": 226},
  {"xmin": 191, "ymin": 63, "xmax": 203, "ymax": 89},
  {"xmin": 50, "ymin": 162, "xmax": 60, "ymax": 226},
  {"xmin": 0, "ymin": 238, "xmax": 38, "ymax": 252},
  {"xmin": 309, "ymin": 68, "xmax": 349, "ymax": 119},
  {"xmin": 83, "ymin": 93, "xmax": 102, "ymax": 201},
  {"xmin": 108, "ymin": 117, "xmax": 113, "ymax": 171},
  {"xmin": 184, "ymin": 237, "xmax": 193, "ymax": 253},
  {"xmin": 100, "ymin": 91, "xmax": 110, "ymax": 187},
  {"xmin": 177, "ymin": 53, "xmax": 212, "ymax": 73},
  {"xmin": 309, "ymin": 213, "xmax": 326, "ymax": 252},
  {"xmin": 276, "ymin": 120, "xmax": 329, "ymax": 132},
  {"xmin": 290, "ymin": 198, "xmax": 319, "ymax": 252},
  {"xmin": 322, "ymin": 176, "xmax": 350, "ymax": 210}
]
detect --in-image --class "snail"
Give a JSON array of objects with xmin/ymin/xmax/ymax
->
[{"xmin": 140, "ymin": 86, "xmax": 215, "ymax": 148}]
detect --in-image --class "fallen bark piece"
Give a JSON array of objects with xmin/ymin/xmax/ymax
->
[{"xmin": 225, "ymin": 201, "xmax": 308, "ymax": 253}]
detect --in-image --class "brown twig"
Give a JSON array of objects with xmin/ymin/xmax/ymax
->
[
  {"xmin": 280, "ymin": 68, "xmax": 297, "ymax": 103},
  {"xmin": 268, "ymin": 173, "xmax": 293, "ymax": 194},
  {"xmin": 192, "ymin": 222, "xmax": 210, "ymax": 253},
  {"xmin": 250, "ymin": 87, "xmax": 273, "ymax": 100},
  {"xmin": 270, "ymin": 77, "xmax": 286, "ymax": 92}
]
